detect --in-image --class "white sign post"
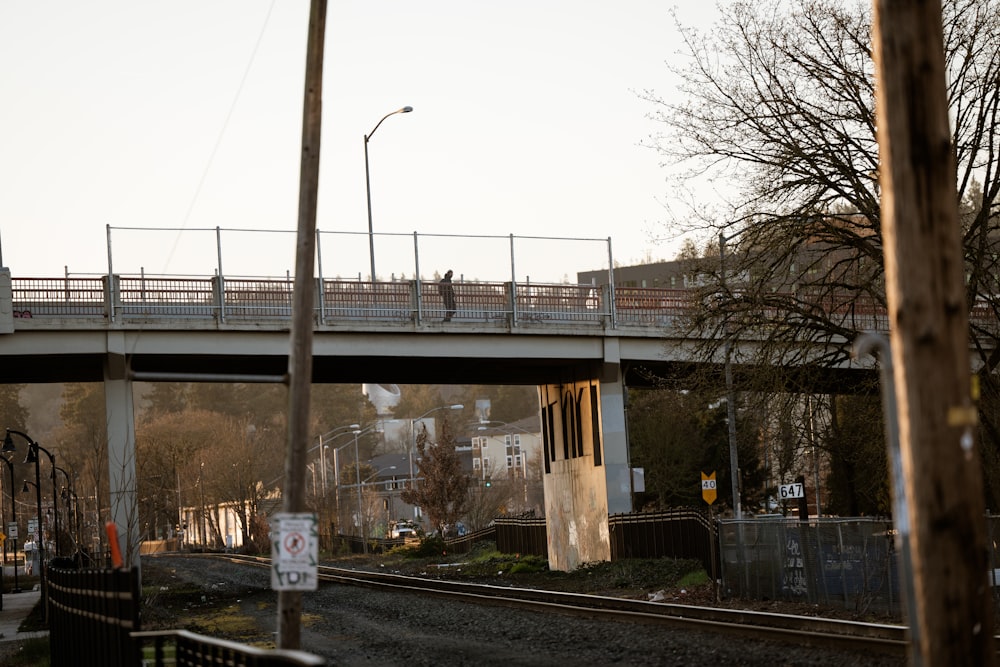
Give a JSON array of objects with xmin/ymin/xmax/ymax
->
[{"xmin": 271, "ymin": 512, "xmax": 318, "ymax": 591}]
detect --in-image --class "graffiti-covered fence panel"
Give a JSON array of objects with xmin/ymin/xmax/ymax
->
[{"xmin": 718, "ymin": 517, "xmax": 900, "ymax": 615}]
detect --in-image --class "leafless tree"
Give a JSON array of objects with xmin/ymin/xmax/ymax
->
[
  {"xmin": 646, "ymin": 0, "xmax": 1000, "ymax": 505},
  {"xmin": 400, "ymin": 420, "xmax": 468, "ymax": 536}
]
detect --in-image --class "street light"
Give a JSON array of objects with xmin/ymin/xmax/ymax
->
[
  {"xmin": 350, "ymin": 423, "xmax": 385, "ymax": 553},
  {"xmin": 354, "ymin": 466, "xmax": 396, "ymax": 549},
  {"xmin": 55, "ymin": 466, "xmax": 78, "ymax": 555},
  {"xmin": 313, "ymin": 423, "xmax": 360, "ymax": 496},
  {"xmin": 719, "ymin": 230, "xmax": 743, "ymax": 520},
  {"xmin": 352, "ymin": 428, "xmax": 367, "ymax": 552},
  {"xmin": 0, "ymin": 451, "xmax": 19, "ymax": 594},
  {"xmin": 21, "ymin": 480, "xmax": 41, "ymax": 580},
  {"xmin": 309, "ymin": 424, "xmax": 362, "ymax": 537},
  {"xmin": 364, "ymin": 105, "xmax": 413, "ymax": 282},
  {"xmin": 24, "ymin": 441, "xmax": 59, "ymax": 557},
  {"xmin": 4, "ymin": 429, "xmax": 50, "ymax": 586}
]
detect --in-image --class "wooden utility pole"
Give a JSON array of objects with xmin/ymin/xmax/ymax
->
[
  {"xmin": 872, "ymin": 2, "xmax": 995, "ymax": 664},
  {"xmin": 278, "ymin": 0, "xmax": 326, "ymax": 650}
]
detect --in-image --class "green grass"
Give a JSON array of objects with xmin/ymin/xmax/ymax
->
[
  {"xmin": 678, "ymin": 570, "xmax": 710, "ymax": 588},
  {"xmin": 357, "ymin": 538, "xmax": 708, "ymax": 597},
  {"xmin": 2, "ymin": 637, "xmax": 50, "ymax": 667}
]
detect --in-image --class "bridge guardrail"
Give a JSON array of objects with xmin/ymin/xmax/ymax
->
[
  {"xmin": 10, "ymin": 276, "xmax": 691, "ymax": 329},
  {"xmin": 6, "ymin": 274, "xmax": 919, "ymax": 335}
]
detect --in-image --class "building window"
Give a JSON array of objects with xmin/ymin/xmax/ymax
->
[
  {"xmin": 504, "ymin": 435, "xmax": 512, "ymax": 446},
  {"xmin": 472, "ymin": 437, "xmax": 480, "ymax": 450},
  {"xmin": 506, "ymin": 455, "xmax": 513, "ymax": 468},
  {"xmin": 473, "ymin": 458, "xmax": 481, "ymax": 470}
]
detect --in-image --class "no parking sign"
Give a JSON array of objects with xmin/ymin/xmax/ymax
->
[{"xmin": 271, "ymin": 513, "xmax": 318, "ymax": 591}]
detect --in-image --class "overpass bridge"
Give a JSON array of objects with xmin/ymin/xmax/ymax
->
[
  {"xmin": 0, "ymin": 271, "xmax": 888, "ymax": 384},
  {"xmin": 0, "ymin": 269, "xmax": 886, "ymax": 571}
]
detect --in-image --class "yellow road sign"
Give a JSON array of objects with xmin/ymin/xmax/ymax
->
[{"xmin": 701, "ymin": 471, "xmax": 717, "ymax": 505}]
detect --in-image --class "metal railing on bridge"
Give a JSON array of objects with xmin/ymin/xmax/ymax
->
[
  {"xmin": 9, "ymin": 275, "xmax": 698, "ymax": 329},
  {"xmin": 8, "ymin": 274, "xmax": 900, "ymax": 334}
]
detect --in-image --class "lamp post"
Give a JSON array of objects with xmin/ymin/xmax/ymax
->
[
  {"xmin": 24, "ymin": 442, "xmax": 59, "ymax": 557},
  {"xmin": 21, "ymin": 480, "xmax": 41, "ymax": 582},
  {"xmin": 354, "ymin": 466, "xmax": 396, "ymax": 550},
  {"xmin": 349, "ymin": 425, "xmax": 381, "ymax": 553},
  {"xmin": 0, "ymin": 451, "xmax": 18, "ymax": 594},
  {"xmin": 55, "ymin": 466, "xmax": 78, "ymax": 554},
  {"xmin": 364, "ymin": 105, "xmax": 413, "ymax": 282},
  {"xmin": 313, "ymin": 424, "xmax": 360, "ymax": 496},
  {"xmin": 719, "ymin": 231, "xmax": 742, "ymax": 520},
  {"xmin": 311, "ymin": 424, "xmax": 361, "ymax": 538},
  {"xmin": 4, "ymin": 430, "xmax": 49, "ymax": 589},
  {"xmin": 352, "ymin": 429, "xmax": 366, "ymax": 552}
]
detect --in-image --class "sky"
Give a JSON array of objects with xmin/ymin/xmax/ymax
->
[{"xmin": 0, "ymin": 1, "xmax": 719, "ymax": 283}]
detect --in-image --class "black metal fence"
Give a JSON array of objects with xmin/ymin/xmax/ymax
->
[
  {"xmin": 493, "ymin": 516, "xmax": 548, "ymax": 557},
  {"xmin": 47, "ymin": 565, "xmax": 142, "ymax": 667},
  {"xmin": 443, "ymin": 525, "xmax": 499, "ymax": 554},
  {"xmin": 132, "ymin": 629, "xmax": 326, "ymax": 667},
  {"xmin": 608, "ymin": 508, "xmax": 717, "ymax": 574},
  {"xmin": 47, "ymin": 564, "xmax": 328, "ymax": 667}
]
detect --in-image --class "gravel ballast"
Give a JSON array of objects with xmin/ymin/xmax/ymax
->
[{"xmin": 143, "ymin": 555, "xmax": 905, "ymax": 666}]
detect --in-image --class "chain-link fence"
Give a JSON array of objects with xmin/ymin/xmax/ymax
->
[{"xmin": 719, "ymin": 517, "xmax": 901, "ymax": 615}]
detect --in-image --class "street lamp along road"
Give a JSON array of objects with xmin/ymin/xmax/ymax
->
[
  {"xmin": 54, "ymin": 466, "xmax": 79, "ymax": 557},
  {"xmin": 312, "ymin": 423, "xmax": 360, "ymax": 497},
  {"xmin": 24, "ymin": 440, "xmax": 59, "ymax": 558},
  {"xmin": 308, "ymin": 424, "xmax": 361, "ymax": 538},
  {"xmin": 4, "ymin": 429, "xmax": 51, "ymax": 590},
  {"xmin": 364, "ymin": 105, "xmax": 413, "ymax": 282},
  {"xmin": 719, "ymin": 229, "xmax": 745, "ymax": 520},
  {"xmin": 353, "ymin": 466, "xmax": 396, "ymax": 550},
  {"xmin": 21, "ymin": 480, "xmax": 41, "ymax": 581},
  {"xmin": 351, "ymin": 425, "xmax": 377, "ymax": 553},
  {"xmin": 0, "ymin": 446, "xmax": 19, "ymax": 595}
]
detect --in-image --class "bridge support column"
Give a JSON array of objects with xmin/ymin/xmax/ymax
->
[
  {"xmin": 104, "ymin": 332, "xmax": 139, "ymax": 571},
  {"xmin": 539, "ymin": 362, "xmax": 631, "ymax": 571}
]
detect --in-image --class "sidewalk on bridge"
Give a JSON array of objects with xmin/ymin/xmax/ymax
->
[{"xmin": 0, "ymin": 588, "xmax": 46, "ymax": 643}]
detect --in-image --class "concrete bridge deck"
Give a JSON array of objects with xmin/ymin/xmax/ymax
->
[{"xmin": 1, "ymin": 273, "xmax": 886, "ymax": 388}]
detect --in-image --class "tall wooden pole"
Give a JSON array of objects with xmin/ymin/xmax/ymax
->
[
  {"xmin": 871, "ymin": 2, "xmax": 994, "ymax": 664},
  {"xmin": 278, "ymin": 0, "xmax": 326, "ymax": 650}
]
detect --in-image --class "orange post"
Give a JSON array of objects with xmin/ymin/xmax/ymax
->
[{"xmin": 106, "ymin": 522, "xmax": 123, "ymax": 568}]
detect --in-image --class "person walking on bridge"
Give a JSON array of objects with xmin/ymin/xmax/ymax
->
[{"xmin": 439, "ymin": 269, "xmax": 456, "ymax": 321}]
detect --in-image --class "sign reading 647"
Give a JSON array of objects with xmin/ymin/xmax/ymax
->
[{"xmin": 779, "ymin": 482, "xmax": 805, "ymax": 499}]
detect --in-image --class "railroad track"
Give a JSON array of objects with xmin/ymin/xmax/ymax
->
[{"xmin": 182, "ymin": 553, "xmax": 917, "ymax": 658}]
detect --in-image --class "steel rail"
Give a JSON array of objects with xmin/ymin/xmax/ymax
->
[{"xmin": 185, "ymin": 553, "xmax": 922, "ymax": 658}]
